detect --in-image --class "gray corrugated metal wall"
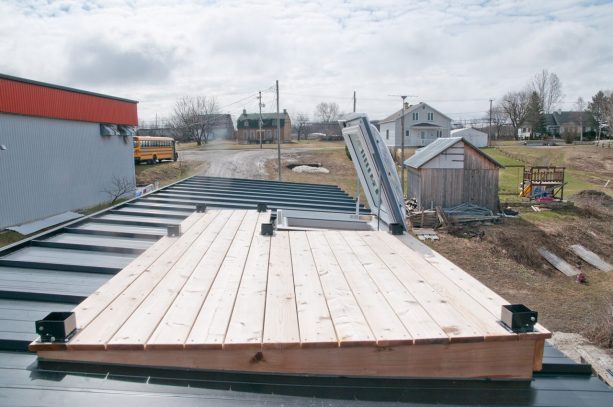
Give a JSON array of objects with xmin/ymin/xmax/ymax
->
[{"xmin": 0, "ymin": 113, "xmax": 135, "ymax": 229}]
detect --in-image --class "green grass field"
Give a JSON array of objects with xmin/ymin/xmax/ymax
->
[{"xmin": 482, "ymin": 145, "xmax": 612, "ymax": 202}]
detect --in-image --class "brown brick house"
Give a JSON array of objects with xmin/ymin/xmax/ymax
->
[{"xmin": 236, "ymin": 109, "xmax": 291, "ymax": 144}]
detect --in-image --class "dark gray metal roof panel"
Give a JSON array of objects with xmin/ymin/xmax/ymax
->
[
  {"xmin": 43, "ymin": 234, "xmax": 153, "ymax": 251},
  {"xmin": 0, "ymin": 247, "xmax": 134, "ymax": 270},
  {"xmin": 0, "ymin": 351, "xmax": 612, "ymax": 407},
  {"xmin": 74, "ymin": 222, "xmax": 166, "ymax": 236}
]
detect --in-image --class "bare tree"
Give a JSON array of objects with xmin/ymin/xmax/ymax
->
[
  {"xmin": 102, "ymin": 175, "xmax": 135, "ymax": 205},
  {"xmin": 501, "ymin": 90, "xmax": 530, "ymax": 137},
  {"xmin": 532, "ymin": 69, "xmax": 563, "ymax": 114},
  {"xmin": 170, "ymin": 96, "xmax": 220, "ymax": 145},
  {"xmin": 315, "ymin": 102, "xmax": 341, "ymax": 123},
  {"xmin": 293, "ymin": 113, "xmax": 310, "ymax": 141}
]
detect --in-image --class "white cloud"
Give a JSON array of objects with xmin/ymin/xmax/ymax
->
[{"xmin": 0, "ymin": 0, "xmax": 611, "ymax": 123}]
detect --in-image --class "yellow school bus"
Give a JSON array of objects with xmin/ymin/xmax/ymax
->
[{"xmin": 133, "ymin": 136, "xmax": 178, "ymax": 164}]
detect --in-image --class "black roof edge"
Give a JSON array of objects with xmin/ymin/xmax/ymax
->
[
  {"xmin": 0, "ymin": 72, "xmax": 138, "ymax": 104},
  {"xmin": 0, "ymin": 174, "xmax": 197, "ymax": 258}
]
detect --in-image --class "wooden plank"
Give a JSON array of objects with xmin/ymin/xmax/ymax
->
[
  {"xmin": 324, "ymin": 231, "xmax": 411, "ymax": 346},
  {"xmin": 340, "ymin": 231, "xmax": 446, "ymax": 343},
  {"xmin": 224, "ymin": 214, "xmax": 272, "ymax": 349},
  {"xmin": 185, "ymin": 211, "xmax": 261, "ymax": 348},
  {"xmin": 538, "ymin": 247, "xmax": 580, "ymax": 277},
  {"xmin": 72, "ymin": 212, "xmax": 206, "ymax": 329},
  {"xmin": 106, "ymin": 210, "xmax": 232, "ymax": 348},
  {"xmin": 375, "ymin": 232, "xmax": 512, "ymax": 339},
  {"xmin": 570, "ymin": 244, "xmax": 612, "ymax": 272},
  {"xmin": 69, "ymin": 212, "xmax": 216, "ymax": 347},
  {"xmin": 68, "ymin": 211, "xmax": 219, "ymax": 349},
  {"xmin": 359, "ymin": 232, "xmax": 481, "ymax": 341},
  {"xmin": 262, "ymin": 231, "xmax": 300, "ymax": 348},
  {"xmin": 37, "ymin": 338, "xmax": 537, "ymax": 379},
  {"xmin": 395, "ymin": 233, "xmax": 550, "ymax": 338},
  {"xmin": 289, "ymin": 231, "xmax": 337, "ymax": 347},
  {"xmin": 146, "ymin": 210, "xmax": 247, "ymax": 348},
  {"xmin": 306, "ymin": 231, "xmax": 374, "ymax": 346}
]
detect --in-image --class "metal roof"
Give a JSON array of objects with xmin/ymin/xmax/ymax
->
[
  {"xmin": 403, "ymin": 137, "xmax": 503, "ymax": 169},
  {"xmin": 0, "ymin": 343, "xmax": 611, "ymax": 406},
  {"xmin": 0, "ymin": 175, "xmax": 366, "ymax": 351},
  {"xmin": 0, "ymin": 174, "xmax": 611, "ymax": 405}
]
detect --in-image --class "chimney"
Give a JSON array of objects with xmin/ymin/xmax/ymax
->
[
  {"xmin": 283, "ymin": 109, "xmax": 287, "ymax": 114},
  {"xmin": 404, "ymin": 102, "xmax": 409, "ymax": 109},
  {"xmin": 242, "ymin": 109, "xmax": 247, "ymax": 115}
]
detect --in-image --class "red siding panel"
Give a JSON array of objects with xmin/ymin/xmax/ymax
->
[{"xmin": 0, "ymin": 78, "xmax": 138, "ymax": 125}]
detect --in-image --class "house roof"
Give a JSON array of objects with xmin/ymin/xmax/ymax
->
[
  {"xmin": 1, "ymin": 175, "xmax": 611, "ymax": 405},
  {"xmin": 403, "ymin": 137, "xmax": 503, "ymax": 169},
  {"xmin": 551, "ymin": 111, "xmax": 594, "ymax": 125},
  {"xmin": 380, "ymin": 102, "xmax": 453, "ymax": 124}
]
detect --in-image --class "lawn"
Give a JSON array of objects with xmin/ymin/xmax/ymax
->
[{"xmin": 483, "ymin": 144, "xmax": 613, "ymax": 202}]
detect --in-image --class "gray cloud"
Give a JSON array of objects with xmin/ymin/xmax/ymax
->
[{"xmin": 66, "ymin": 38, "xmax": 176, "ymax": 86}]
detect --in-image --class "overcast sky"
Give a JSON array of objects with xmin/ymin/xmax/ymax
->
[{"xmin": 1, "ymin": 0, "xmax": 612, "ymax": 124}]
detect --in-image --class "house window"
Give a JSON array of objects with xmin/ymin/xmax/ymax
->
[
  {"xmin": 412, "ymin": 112, "xmax": 418, "ymax": 121},
  {"xmin": 386, "ymin": 129, "xmax": 389, "ymax": 140},
  {"xmin": 420, "ymin": 131, "xmax": 425, "ymax": 139},
  {"xmin": 427, "ymin": 112, "xmax": 434, "ymax": 121},
  {"xmin": 405, "ymin": 130, "xmax": 409, "ymax": 137}
]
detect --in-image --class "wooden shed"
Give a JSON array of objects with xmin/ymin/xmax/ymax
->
[{"xmin": 403, "ymin": 137, "xmax": 503, "ymax": 211}]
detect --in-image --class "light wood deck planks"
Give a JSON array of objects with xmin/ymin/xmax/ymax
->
[{"xmin": 33, "ymin": 210, "xmax": 550, "ymax": 379}]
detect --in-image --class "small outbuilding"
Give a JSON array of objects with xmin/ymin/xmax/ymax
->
[
  {"xmin": 449, "ymin": 127, "xmax": 489, "ymax": 147},
  {"xmin": 403, "ymin": 137, "xmax": 503, "ymax": 211}
]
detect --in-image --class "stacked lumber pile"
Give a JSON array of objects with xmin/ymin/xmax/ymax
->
[{"xmin": 443, "ymin": 203, "xmax": 499, "ymax": 224}]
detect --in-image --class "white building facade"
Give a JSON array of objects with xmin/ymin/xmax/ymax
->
[{"xmin": 379, "ymin": 102, "xmax": 452, "ymax": 148}]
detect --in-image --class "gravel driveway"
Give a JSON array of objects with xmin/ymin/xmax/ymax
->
[{"xmin": 180, "ymin": 146, "xmax": 342, "ymax": 179}]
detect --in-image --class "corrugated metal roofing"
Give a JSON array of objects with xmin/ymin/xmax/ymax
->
[
  {"xmin": 0, "ymin": 73, "xmax": 138, "ymax": 125},
  {"xmin": 0, "ymin": 174, "xmax": 611, "ymax": 405},
  {"xmin": 403, "ymin": 137, "xmax": 503, "ymax": 169},
  {"xmin": 0, "ymin": 175, "xmax": 366, "ymax": 351}
]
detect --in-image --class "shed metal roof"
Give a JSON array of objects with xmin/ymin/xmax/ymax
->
[{"xmin": 403, "ymin": 137, "xmax": 503, "ymax": 169}]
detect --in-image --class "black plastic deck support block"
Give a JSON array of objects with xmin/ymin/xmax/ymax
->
[
  {"xmin": 257, "ymin": 203, "xmax": 268, "ymax": 212},
  {"xmin": 261, "ymin": 223, "xmax": 274, "ymax": 236},
  {"xmin": 196, "ymin": 203, "xmax": 207, "ymax": 213},
  {"xmin": 35, "ymin": 312, "xmax": 76, "ymax": 342},
  {"xmin": 167, "ymin": 224, "xmax": 182, "ymax": 237},
  {"xmin": 389, "ymin": 223, "xmax": 404, "ymax": 235},
  {"xmin": 501, "ymin": 304, "xmax": 537, "ymax": 333}
]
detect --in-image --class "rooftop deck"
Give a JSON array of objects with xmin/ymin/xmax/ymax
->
[{"xmin": 31, "ymin": 209, "xmax": 550, "ymax": 379}]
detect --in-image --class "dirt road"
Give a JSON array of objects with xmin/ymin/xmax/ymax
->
[{"xmin": 180, "ymin": 147, "xmax": 342, "ymax": 179}]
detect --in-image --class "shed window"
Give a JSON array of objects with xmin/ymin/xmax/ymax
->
[{"xmin": 386, "ymin": 129, "xmax": 389, "ymax": 140}]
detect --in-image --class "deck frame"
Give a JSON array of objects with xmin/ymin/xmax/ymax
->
[{"xmin": 30, "ymin": 210, "xmax": 550, "ymax": 380}]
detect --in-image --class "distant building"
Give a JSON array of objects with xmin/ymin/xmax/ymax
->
[
  {"xmin": 0, "ymin": 73, "xmax": 137, "ymax": 229},
  {"xmin": 404, "ymin": 137, "xmax": 503, "ymax": 211},
  {"xmin": 236, "ymin": 109, "xmax": 291, "ymax": 144},
  {"xmin": 449, "ymin": 128, "xmax": 489, "ymax": 148},
  {"xmin": 138, "ymin": 114, "xmax": 234, "ymax": 141},
  {"xmin": 379, "ymin": 102, "xmax": 452, "ymax": 147},
  {"xmin": 518, "ymin": 111, "xmax": 595, "ymax": 139}
]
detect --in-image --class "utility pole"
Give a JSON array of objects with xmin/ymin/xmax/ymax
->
[
  {"xmin": 353, "ymin": 91, "xmax": 356, "ymax": 113},
  {"xmin": 257, "ymin": 91, "xmax": 264, "ymax": 149},
  {"xmin": 489, "ymin": 99, "xmax": 493, "ymax": 144},
  {"xmin": 276, "ymin": 80, "xmax": 281, "ymax": 182},
  {"xmin": 400, "ymin": 95, "xmax": 407, "ymax": 196}
]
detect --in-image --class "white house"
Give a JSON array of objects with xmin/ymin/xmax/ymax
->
[
  {"xmin": 449, "ymin": 128, "xmax": 489, "ymax": 148},
  {"xmin": 379, "ymin": 102, "xmax": 452, "ymax": 148}
]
